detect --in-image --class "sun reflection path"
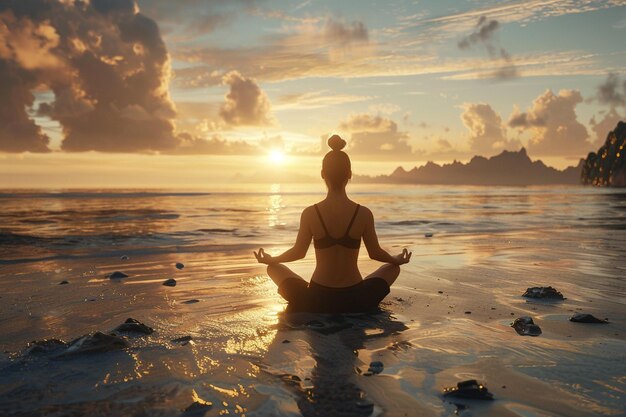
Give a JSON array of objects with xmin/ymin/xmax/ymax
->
[{"xmin": 267, "ymin": 184, "xmax": 286, "ymax": 228}]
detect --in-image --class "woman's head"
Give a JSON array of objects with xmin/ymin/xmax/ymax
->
[{"xmin": 322, "ymin": 134, "xmax": 351, "ymax": 189}]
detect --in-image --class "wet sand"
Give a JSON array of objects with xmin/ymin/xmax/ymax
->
[{"xmin": 1, "ymin": 227, "xmax": 624, "ymax": 417}]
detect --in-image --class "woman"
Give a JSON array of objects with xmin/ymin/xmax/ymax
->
[{"xmin": 254, "ymin": 135, "xmax": 411, "ymax": 313}]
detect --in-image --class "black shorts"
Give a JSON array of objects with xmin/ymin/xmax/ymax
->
[{"xmin": 278, "ymin": 278, "xmax": 390, "ymax": 314}]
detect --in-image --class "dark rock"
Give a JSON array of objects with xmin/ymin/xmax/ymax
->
[
  {"xmin": 581, "ymin": 121, "xmax": 626, "ymax": 187},
  {"xmin": 172, "ymin": 336, "xmax": 193, "ymax": 345},
  {"xmin": 360, "ymin": 147, "xmax": 582, "ymax": 186},
  {"xmin": 512, "ymin": 316, "xmax": 542, "ymax": 336},
  {"xmin": 443, "ymin": 379, "xmax": 494, "ymax": 400},
  {"xmin": 438, "ymin": 290, "xmax": 443, "ymax": 294},
  {"xmin": 113, "ymin": 318, "xmax": 154, "ymax": 335},
  {"xmin": 182, "ymin": 299, "xmax": 199, "ymax": 304},
  {"xmin": 24, "ymin": 339, "xmax": 67, "ymax": 356},
  {"xmin": 107, "ymin": 271, "xmax": 128, "ymax": 279},
  {"xmin": 175, "ymin": 262, "xmax": 185, "ymax": 270},
  {"xmin": 570, "ymin": 313, "xmax": 609, "ymax": 324},
  {"xmin": 368, "ymin": 361, "xmax": 384, "ymax": 374},
  {"xmin": 464, "ymin": 311, "xmax": 471, "ymax": 314},
  {"xmin": 59, "ymin": 332, "xmax": 129, "ymax": 357},
  {"xmin": 425, "ymin": 233, "xmax": 433, "ymax": 238},
  {"xmin": 181, "ymin": 401, "xmax": 212, "ymax": 417},
  {"xmin": 163, "ymin": 278, "xmax": 177, "ymax": 287},
  {"xmin": 120, "ymin": 255, "xmax": 129, "ymax": 260},
  {"xmin": 522, "ymin": 286, "xmax": 564, "ymax": 300},
  {"xmin": 282, "ymin": 339, "xmax": 291, "ymax": 344},
  {"xmin": 58, "ymin": 280, "xmax": 69, "ymax": 285}
]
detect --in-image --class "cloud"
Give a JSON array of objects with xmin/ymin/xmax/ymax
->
[
  {"xmin": 324, "ymin": 18, "xmax": 368, "ymax": 44},
  {"xmin": 508, "ymin": 89, "xmax": 591, "ymax": 156},
  {"xmin": 457, "ymin": 16, "xmax": 517, "ymax": 80},
  {"xmin": 339, "ymin": 113, "xmax": 413, "ymax": 157},
  {"xmin": 275, "ymin": 90, "xmax": 371, "ymax": 110},
  {"xmin": 173, "ymin": 132, "xmax": 258, "ymax": 155},
  {"xmin": 0, "ymin": 0, "xmax": 180, "ymax": 153},
  {"xmin": 461, "ymin": 103, "xmax": 519, "ymax": 155},
  {"xmin": 437, "ymin": 138, "xmax": 452, "ymax": 149},
  {"xmin": 590, "ymin": 107, "xmax": 625, "ymax": 146},
  {"xmin": 219, "ymin": 71, "xmax": 274, "ymax": 127},
  {"xmin": 596, "ymin": 73, "xmax": 626, "ymax": 107},
  {"xmin": 457, "ymin": 16, "xmax": 500, "ymax": 51}
]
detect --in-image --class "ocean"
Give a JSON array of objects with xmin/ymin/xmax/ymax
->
[{"xmin": 0, "ymin": 184, "xmax": 624, "ymax": 416}]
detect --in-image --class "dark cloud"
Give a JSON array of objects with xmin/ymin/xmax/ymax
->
[
  {"xmin": 0, "ymin": 52, "xmax": 51, "ymax": 152},
  {"xmin": 324, "ymin": 18, "xmax": 368, "ymax": 44},
  {"xmin": 219, "ymin": 71, "xmax": 274, "ymax": 127},
  {"xmin": 457, "ymin": 16, "xmax": 517, "ymax": 80},
  {"xmin": 0, "ymin": 0, "xmax": 180, "ymax": 153},
  {"xmin": 596, "ymin": 73, "xmax": 626, "ymax": 107},
  {"xmin": 457, "ymin": 16, "xmax": 499, "ymax": 51},
  {"xmin": 339, "ymin": 114, "xmax": 413, "ymax": 157}
]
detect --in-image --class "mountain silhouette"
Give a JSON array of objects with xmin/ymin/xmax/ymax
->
[
  {"xmin": 581, "ymin": 121, "xmax": 625, "ymax": 187},
  {"xmin": 355, "ymin": 148, "xmax": 583, "ymax": 186}
]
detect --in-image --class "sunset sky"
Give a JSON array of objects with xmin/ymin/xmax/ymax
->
[{"xmin": 1, "ymin": 0, "xmax": 625, "ymax": 188}]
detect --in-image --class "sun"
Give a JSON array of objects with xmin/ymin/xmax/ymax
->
[{"xmin": 268, "ymin": 149, "xmax": 286, "ymax": 164}]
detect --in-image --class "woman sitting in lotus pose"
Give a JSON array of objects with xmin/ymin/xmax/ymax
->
[{"xmin": 254, "ymin": 135, "xmax": 411, "ymax": 313}]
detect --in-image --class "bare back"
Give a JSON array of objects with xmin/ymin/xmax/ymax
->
[{"xmin": 304, "ymin": 199, "xmax": 368, "ymax": 287}]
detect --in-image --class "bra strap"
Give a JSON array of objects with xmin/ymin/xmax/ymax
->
[
  {"xmin": 314, "ymin": 204, "xmax": 329, "ymax": 235},
  {"xmin": 345, "ymin": 204, "xmax": 360, "ymax": 236}
]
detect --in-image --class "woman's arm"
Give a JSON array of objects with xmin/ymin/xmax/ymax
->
[
  {"xmin": 362, "ymin": 207, "xmax": 411, "ymax": 265},
  {"xmin": 254, "ymin": 209, "xmax": 312, "ymax": 264}
]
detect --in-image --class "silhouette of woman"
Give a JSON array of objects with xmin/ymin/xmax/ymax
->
[{"xmin": 254, "ymin": 134, "xmax": 411, "ymax": 313}]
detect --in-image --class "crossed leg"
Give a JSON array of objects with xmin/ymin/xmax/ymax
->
[
  {"xmin": 364, "ymin": 263, "xmax": 400, "ymax": 287},
  {"xmin": 267, "ymin": 263, "xmax": 306, "ymax": 288}
]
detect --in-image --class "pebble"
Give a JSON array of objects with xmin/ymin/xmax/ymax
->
[
  {"xmin": 59, "ymin": 280, "xmax": 69, "ymax": 285},
  {"xmin": 107, "ymin": 271, "xmax": 128, "ymax": 279},
  {"xmin": 182, "ymin": 299, "xmax": 199, "ymax": 304},
  {"xmin": 438, "ymin": 290, "xmax": 443, "ymax": 294},
  {"xmin": 511, "ymin": 316, "xmax": 542, "ymax": 336},
  {"xmin": 113, "ymin": 318, "xmax": 154, "ymax": 335},
  {"xmin": 570, "ymin": 313, "xmax": 609, "ymax": 324},
  {"xmin": 60, "ymin": 332, "xmax": 129, "ymax": 357},
  {"xmin": 282, "ymin": 339, "xmax": 291, "ymax": 344},
  {"xmin": 443, "ymin": 379, "xmax": 494, "ymax": 400},
  {"xmin": 425, "ymin": 233, "xmax": 433, "ymax": 238},
  {"xmin": 24, "ymin": 339, "xmax": 67, "ymax": 356},
  {"xmin": 163, "ymin": 278, "xmax": 176, "ymax": 287},
  {"xmin": 522, "ymin": 286, "xmax": 564, "ymax": 300},
  {"xmin": 172, "ymin": 335, "xmax": 193, "ymax": 345},
  {"xmin": 464, "ymin": 311, "xmax": 471, "ymax": 314},
  {"xmin": 181, "ymin": 401, "xmax": 212, "ymax": 417},
  {"xmin": 120, "ymin": 255, "xmax": 129, "ymax": 260},
  {"xmin": 368, "ymin": 361, "xmax": 384, "ymax": 374},
  {"xmin": 175, "ymin": 262, "xmax": 185, "ymax": 270}
]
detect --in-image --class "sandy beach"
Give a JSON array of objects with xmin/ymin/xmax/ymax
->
[{"xmin": 0, "ymin": 186, "xmax": 625, "ymax": 416}]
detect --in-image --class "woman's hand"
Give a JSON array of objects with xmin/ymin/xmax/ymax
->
[
  {"xmin": 392, "ymin": 248, "xmax": 412, "ymax": 265},
  {"xmin": 254, "ymin": 248, "xmax": 275, "ymax": 264}
]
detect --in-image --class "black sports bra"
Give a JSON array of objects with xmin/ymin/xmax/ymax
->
[{"xmin": 313, "ymin": 204, "xmax": 361, "ymax": 249}]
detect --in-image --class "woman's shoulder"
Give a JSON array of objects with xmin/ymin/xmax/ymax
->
[{"xmin": 355, "ymin": 203, "xmax": 372, "ymax": 216}]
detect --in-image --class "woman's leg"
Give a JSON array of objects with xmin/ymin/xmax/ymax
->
[
  {"xmin": 364, "ymin": 263, "xmax": 400, "ymax": 287},
  {"xmin": 267, "ymin": 263, "xmax": 306, "ymax": 288}
]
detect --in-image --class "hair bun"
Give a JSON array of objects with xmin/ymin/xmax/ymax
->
[{"xmin": 328, "ymin": 135, "xmax": 346, "ymax": 151}]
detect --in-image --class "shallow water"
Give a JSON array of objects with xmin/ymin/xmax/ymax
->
[{"xmin": 0, "ymin": 184, "xmax": 624, "ymax": 416}]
